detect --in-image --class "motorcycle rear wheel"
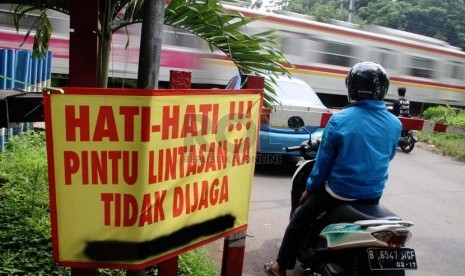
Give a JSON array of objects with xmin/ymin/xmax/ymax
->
[{"xmin": 400, "ymin": 136, "xmax": 415, "ymax": 153}]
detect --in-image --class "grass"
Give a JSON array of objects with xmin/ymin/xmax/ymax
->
[
  {"xmin": 417, "ymin": 132, "xmax": 465, "ymax": 161},
  {"xmin": 0, "ymin": 131, "xmax": 219, "ymax": 276},
  {"xmin": 417, "ymin": 105, "xmax": 465, "ymax": 162}
]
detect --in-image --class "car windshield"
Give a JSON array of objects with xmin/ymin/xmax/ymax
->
[{"xmin": 271, "ymin": 80, "xmax": 326, "ymax": 109}]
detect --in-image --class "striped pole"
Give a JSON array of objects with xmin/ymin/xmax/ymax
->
[
  {"xmin": 0, "ymin": 128, "xmax": 4, "ymax": 152},
  {"xmin": 37, "ymin": 57, "xmax": 44, "ymax": 91},
  {"xmin": 0, "ymin": 49, "xmax": 7, "ymax": 89},
  {"xmin": 6, "ymin": 49, "xmax": 15, "ymax": 89},
  {"xmin": 40, "ymin": 52, "xmax": 47, "ymax": 88},
  {"xmin": 14, "ymin": 50, "xmax": 32, "ymax": 133},
  {"xmin": 46, "ymin": 51, "xmax": 52, "ymax": 87},
  {"xmin": 7, "ymin": 128, "xmax": 13, "ymax": 142},
  {"xmin": 30, "ymin": 56, "xmax": 39, "ymax": 91}
]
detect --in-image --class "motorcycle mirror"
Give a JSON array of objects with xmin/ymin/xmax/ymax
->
[
  {"xmin": 225, "ymin": 74, "xmax": 242, "ymax": 89},
  {"xmin": 288, "ymin": 116, "xmax": 305, "ymax": 129}
]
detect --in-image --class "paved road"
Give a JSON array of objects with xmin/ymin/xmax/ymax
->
[{"xmin": 206, "ymin": 143, "xmax": 465, "ymax": 275}]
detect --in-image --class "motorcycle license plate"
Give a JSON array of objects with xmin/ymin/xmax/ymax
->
[{"xmin": 367, "ymin": 248, "xmax": 417, "ymax": 270}]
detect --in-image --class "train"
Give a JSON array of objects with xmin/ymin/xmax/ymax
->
[{"xmin": 1, "ymin": 3, "xmax": 465, "ymax": 111}]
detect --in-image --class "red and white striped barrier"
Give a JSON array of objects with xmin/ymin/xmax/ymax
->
[
  {"xmin": 398, "ymin": 117, "xmax": 465, "ymax": 136},
  {"xmin": 270, "ymin": 109, "xmax": 465, "ymax": 136}
]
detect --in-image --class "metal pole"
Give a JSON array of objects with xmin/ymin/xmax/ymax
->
[{"xmin": 348, "ymin": 0, "xmax": 355, "ymax": 23}]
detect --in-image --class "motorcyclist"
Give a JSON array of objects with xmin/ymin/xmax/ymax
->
[
  {"xmin": 392, "ymin": 87, "xmax": 411, "ymax": 117},
  {"xmin": 264, "ymin": 62, "xmax": 402, "ymax": 276},
  {"xmin": 392, "ymin": 87, "xmax": 412, "ymax": 142}
]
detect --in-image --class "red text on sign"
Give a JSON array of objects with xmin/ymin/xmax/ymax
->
[
  {"xmin": 100, "ymin": 190, "xmax": 167, "ymax": 227},
  {"xmin": 172, "ymin": 175, "xmax": 229, "ymax": 217},
  {"xmin": 63, "ymin": 150, "xmax": 138, "ymax": 185}
]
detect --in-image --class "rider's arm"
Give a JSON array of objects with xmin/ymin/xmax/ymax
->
[
  {"xmin": 305, "ymin": 119, "xmax": 337, "ymax": 193},
  {"xmin": 392, "ymin": 100, "xmax": 400, "ymax": 116},
  {"xmin": 390, "ymin": 117, "xmax": 403, "ymax": 160}
]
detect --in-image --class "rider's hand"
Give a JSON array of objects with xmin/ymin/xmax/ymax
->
[{"xmin": 300, "ymin": 190, "xmax": 309, "ymax": 205}]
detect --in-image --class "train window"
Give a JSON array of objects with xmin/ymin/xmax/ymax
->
[
  {"xmin": 320, "ymin": 41, "xmax": 354, "ymax": 67},
  {"xmin": 445, "ymin": 62, "xmax": 465, "ymax": 80},
  {"xmin": 370, "ymin": 48, "xmax": 397, "ymax": 70},
  {"xmin": 277, "ymin": 31, "xmax": 306, "ymax": 56},
  {"xmin": 407, "ymin": 56, "xmax": 436, "ymax": 79},
  {"xmin": 279, "ymin": 37, "xmax": 304, "ymax": 56},
  {"xmin": 162, "ymin": 26, "xmax": 208, "ymax": 50}
]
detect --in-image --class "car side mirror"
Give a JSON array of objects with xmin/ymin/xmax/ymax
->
[{"xmin": 287, "ymin": 116, "xmax": 305, "ymax": 129}]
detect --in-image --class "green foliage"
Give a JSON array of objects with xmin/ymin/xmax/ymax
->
[
  {"xmin": 311, "ymin": 3, "xmax": 348, "ymax": 23},
  {"xmin": 277, "ymin": 0, "xmax": 350, "ymax": 22},
  {"xmin": 357, "ymin": 1, "xmax": 410, "ymax": 29},
  {"xmin": 277, "ymin": 0, "xmax": 465, "ymax": 50},
  {"xmin": 12, "ymin": 5, "xmax": 52, "ymax": 58},
  {"xmin": 421, "ymin": 105, "xmax": 448, "ymax": 122},
  {"xmin": 0, "ymin": 131, "xmax": 67, "ymax": 275},
  {"xmin": 421, "ymin": 105, "xmax": 465, "ymax": 128},
  {"xmin": 418, "ymin": 105, "xmax": 465, "ymax": 162},
  {"xmin": 178, "ymin": 248, "xmax": 219, "ymax": 276},
  {"xmin": 0, "ymin": 131, "xmax": 219, "ymax": 275}
]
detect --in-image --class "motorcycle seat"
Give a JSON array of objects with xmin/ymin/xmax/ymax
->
[{"xmin": 323, "ymin": 203, "xmax": 401, "ymax": 224}]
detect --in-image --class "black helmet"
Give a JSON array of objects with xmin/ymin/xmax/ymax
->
[{"xmin": 346, "ymin": 62, "xmax": 389, "ymax": 102}]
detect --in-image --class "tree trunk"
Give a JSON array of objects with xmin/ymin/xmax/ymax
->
[
  {"xmin": 137, "ymin": 0, "xmax": 166, "ymax": 89},
  {"xmin": 127, "ymin": 1, "xmax": 168, "ymax": 274},
  {"xmin": 97, "ymin": 34, "xmax": 111, "ymax": 87},
  {"xmin": 97, "ymin": 0, "xmax": 113, "ymax": 88}
]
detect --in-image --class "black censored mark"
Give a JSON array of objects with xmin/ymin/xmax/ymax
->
[{"xmin": 84, "ymin": 214, "xmax": 236, "ymax": 261}]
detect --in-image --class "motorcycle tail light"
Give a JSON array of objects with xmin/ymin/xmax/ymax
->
[{"xmin": 371, "ymin": 230, "xmax": 411, "ymax": 247}]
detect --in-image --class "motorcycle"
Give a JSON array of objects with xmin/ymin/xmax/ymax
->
[
  {"xmin": 386, "ymin": 105, "xmax": 417, "ymax": 153},
  {"xmin": 284, "ymin": 116, "xmax": 417, "ymax": 276},
  {"xmin": 398, "ymin": 130, "xmax": 417, "ymax": 153}
]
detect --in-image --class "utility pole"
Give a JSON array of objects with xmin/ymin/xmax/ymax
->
[{"xmin": 348, "ymin": 0, "xmax": 355, "ymax": 23}]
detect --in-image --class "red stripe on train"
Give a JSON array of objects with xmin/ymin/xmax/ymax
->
[{"xmin": 292, "ymin": 63, "xmax": 465, "ymax": 91}]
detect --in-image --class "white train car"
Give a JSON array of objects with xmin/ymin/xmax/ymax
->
[
  {"xmin": 1, "ymin": 3, "xmax": 465, "ymax": 108},
  {"xmin": 227, "ymin": 5, "xmax": 465, "ymax": 108}
]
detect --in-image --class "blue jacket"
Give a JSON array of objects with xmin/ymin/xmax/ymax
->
[{"xmin": 306, "ymin": 100, "xmax": 402, "ymax": 199}]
